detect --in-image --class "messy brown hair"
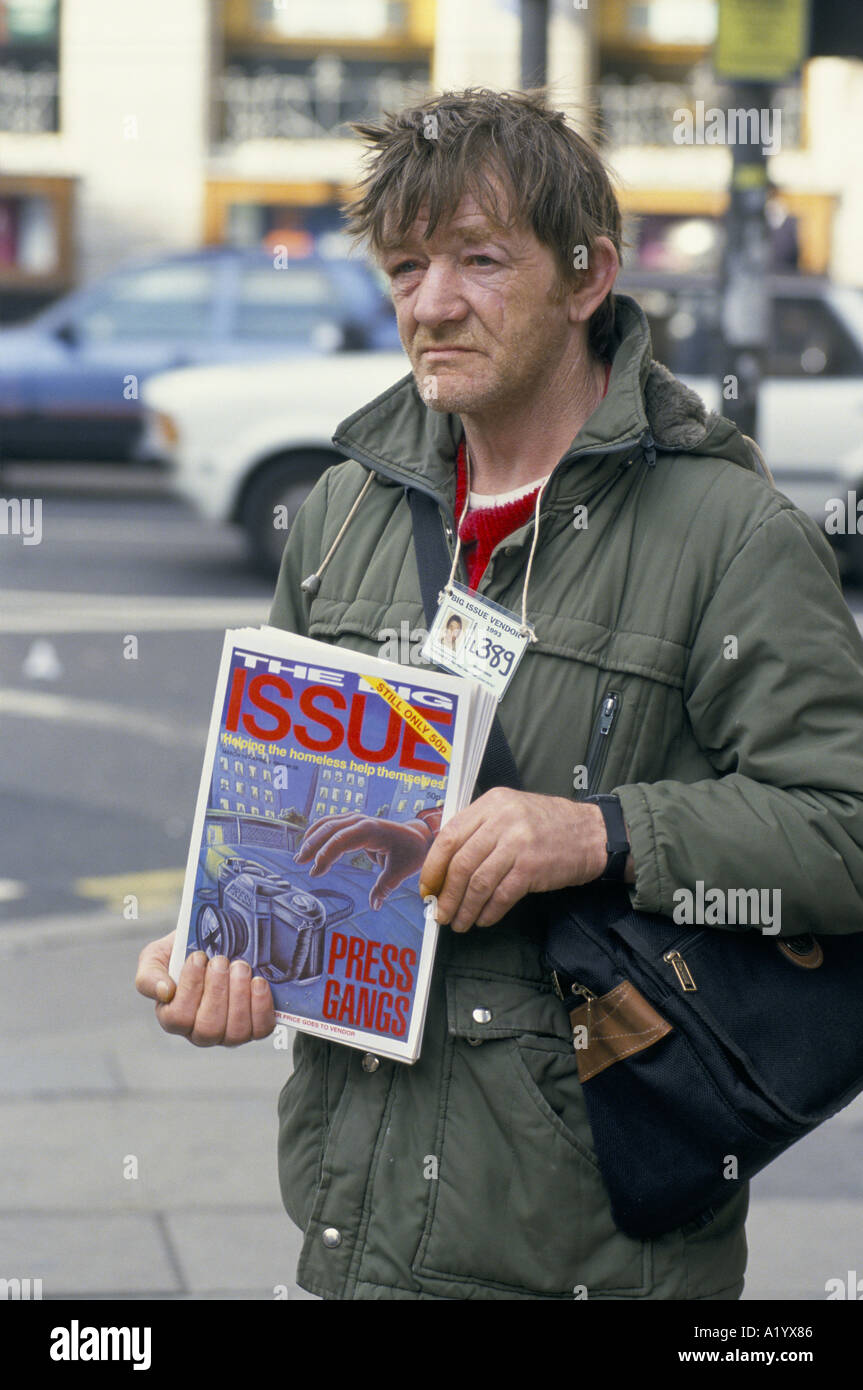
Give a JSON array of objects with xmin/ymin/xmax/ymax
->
[{"xmin": 341, "ymin": 88, "xmax": 622, "ymax": 360}]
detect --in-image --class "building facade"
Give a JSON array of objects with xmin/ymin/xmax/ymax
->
[{"xmin": 1, "ymin": 0, "xmax": 861, "ymax": 324}]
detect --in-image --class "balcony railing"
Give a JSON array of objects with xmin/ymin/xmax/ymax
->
[
  {"xmin": 598, "ymin": 75, "xmax": 803, "ymax": 149},
  {"xmin": 217, "ymin": 55, "xmax": 430, "ymax": 142}
]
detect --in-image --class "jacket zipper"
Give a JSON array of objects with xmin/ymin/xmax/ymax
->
[{"xmin": 579, "ymin": 691, "xmax": 622, "ymax": 798}]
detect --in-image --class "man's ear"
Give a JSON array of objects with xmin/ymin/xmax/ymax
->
[{"xmin": 567, "ymin": 236, "xmax": 620, "ymax": 326}]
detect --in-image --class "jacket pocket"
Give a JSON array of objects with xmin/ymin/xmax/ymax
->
[{"xmin": 413, "ymin": 971, "xmax": 652, "ymax": 1298}]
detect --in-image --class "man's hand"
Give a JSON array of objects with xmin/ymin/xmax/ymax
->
[
  {"xmin": 417, "ymin": 789, "xmax": 620, "ymax": 933},
  {"xmin": 135, "ymin": 930, "xmax": 276, "ymax": 1046},
  {"xmin": 295, "ymin": 812, "xmax": 433, "ymax": 910}
]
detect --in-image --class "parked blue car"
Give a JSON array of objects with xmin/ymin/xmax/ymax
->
[{"xmin": 0, "ymin": 247, "xmax": 400, "ymax": 462}]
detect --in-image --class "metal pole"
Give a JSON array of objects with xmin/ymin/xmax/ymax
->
[
  {"xmin": 718, "ymin": 81, "xmax": 773, "ymax": 442},
  {"xmin": 520, "ymin": 0, "xmax": 549, "ymax": 88}
]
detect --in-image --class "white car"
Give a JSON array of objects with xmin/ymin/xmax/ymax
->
[
  {"xmin": 143, "ymin": 276, "xmax": 863, "ymax": 579},
  {"xmin": 141, "ymin": 350, "xmax": 410, "ymax": 573},
  {"xmin": 622, "ymin": 274, "xmax": 863, "ymax": 542}
]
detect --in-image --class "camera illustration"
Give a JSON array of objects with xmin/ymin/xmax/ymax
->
[{"xmin": 195, "ymin": 856, "xmax": 353, "ymax": 984}]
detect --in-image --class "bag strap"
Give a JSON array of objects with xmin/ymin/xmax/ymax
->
[{"xmin": 407, "ymin": 487, "xmax": 522, "ymax": 794}]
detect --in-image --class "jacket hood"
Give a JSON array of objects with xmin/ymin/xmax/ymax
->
[{"xmin": 330, "ymin": 294, "xmax": 763, "ymax": 517}]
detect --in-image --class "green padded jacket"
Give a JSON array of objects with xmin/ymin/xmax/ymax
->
[{"xmin": 267, "ymin": 295, "xmax": 863, "ymax": 1300}]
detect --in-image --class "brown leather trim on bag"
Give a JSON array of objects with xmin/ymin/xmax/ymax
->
[{"xmin": 570, "ymin": 979, "xmax": 673, "ymax": 1084}]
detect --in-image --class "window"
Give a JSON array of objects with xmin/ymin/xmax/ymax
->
[
  {"xmin": 234, "ymin": 264, "xmax": 337, "ymax": 340},
  {"xmin": 0, "ymin": 0, "xmax": 60, "ymax": 134},
  {"xmin": 78, "ymin": 263, "xmax": 218, "ymax": 341},
  {"xmin": 767, "ymin": 298, "xmax": 863, "ymax": 379}
]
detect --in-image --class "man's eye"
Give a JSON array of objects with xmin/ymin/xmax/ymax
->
[
  {"xmin": 467, "ymin": 255, "xmax": 496, "ymax": 266},
  {"xmin": 390, "ymin": 261, "xmax": 418, "ymax": 276}
]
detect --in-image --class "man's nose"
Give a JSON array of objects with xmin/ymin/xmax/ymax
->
[{"xmin": 411, "ymin": 260, "xmax": 468, "ymax": 327}]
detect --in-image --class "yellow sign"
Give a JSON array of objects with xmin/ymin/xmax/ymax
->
[
  {"xmin": 716, "ymin": 0, "xmax": 810, "ymax": 82},
  {"xmin": 362, "ymin": 676, "xmax": 452, "ymax": 762}
]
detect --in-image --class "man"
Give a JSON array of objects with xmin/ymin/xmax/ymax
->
[
  {"xmin": 137, "ymin": 89, "xmax": 863, "ymax": 1300},
  {"xmin": 440, "ymin": 611, "xmax": 464, "ymax": 652}
]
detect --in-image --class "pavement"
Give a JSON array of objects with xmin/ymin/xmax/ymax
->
[
  {"xmin": 0, "ymin": 906, "xmax": 316, "ymax": 1301},
  {"xmin": 1, "ymin": 903, "xmax": 861, "ymax": 1302}
]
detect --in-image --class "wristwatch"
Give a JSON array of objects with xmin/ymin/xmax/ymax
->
[{"xmin": 584, "ymin": 794, "xmax": 630, "ymax": 881}]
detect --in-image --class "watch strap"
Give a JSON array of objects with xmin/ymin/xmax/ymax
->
[{"xmin": 584, "ymin": 794, "xmax": 630, "ymax": 881}]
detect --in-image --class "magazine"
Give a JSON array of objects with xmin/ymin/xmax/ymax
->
[{"xmin": 170, "ymin": 626, "xmax": 496, "ymax": 1062}]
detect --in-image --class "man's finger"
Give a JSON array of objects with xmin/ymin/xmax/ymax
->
[
  {"xmin": 155, "ymin": 949, "xmax": 206, "ymax": 1035},
  {"xmin": 474, "ymin": 867, "xmax": 528, "ymax": 928},
  {"xmin": 295, "ymin": 814, "xmax": 364, "ymax": 862},
  {"xmin": 418, "ymin": 801, "xmax": 488, "ymax": 897},
  {"xmin": 431, "ymin": 823, "xmax": 501, "ymax": 922},
  {"xmin": 188, "ymin": 955, "xmax": 231, "ymax": 1046},
  {"xmin": 305, "ymin": 821, "xmax": 381, "ymax": 876},
  {"xmin": 370, "ymin": 860, "xmax": 405, "ymax": 910},
  {"xmin": 251, "ymin": 975, "xmax": 276, "ymax": 1040},
  {"xmin": 446, "ymin": 848, "xmax": 517, "ymax": 934},
  {"xmin": 135, "ymin": 931, "xmax": 177, "ymax": 1002},
  {"xmin": 223, "ymin": 959, "xmax": 254, "ymax": 1046}
]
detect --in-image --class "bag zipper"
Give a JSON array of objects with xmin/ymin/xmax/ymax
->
[
  {"xmin": 578, "ymin": 691, "xmax": 622, "ymax": 798},
  {"xmin": 663, "ymin": 949, "xmax": 698, "ymax": 992}
]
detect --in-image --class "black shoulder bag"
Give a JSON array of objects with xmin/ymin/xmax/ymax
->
[{"xmin": 408, "ymin": 485, "xmax": 863, "ymax": 1240}]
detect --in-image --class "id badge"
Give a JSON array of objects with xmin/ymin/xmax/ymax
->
[{"xmin": 421, "ymin": 581, "xmax": 531, "ymax": 702}]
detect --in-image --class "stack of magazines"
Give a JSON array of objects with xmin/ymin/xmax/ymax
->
[{"xmin": 171, "ymin": 626, "xmax": 496, "ymax": 1062}]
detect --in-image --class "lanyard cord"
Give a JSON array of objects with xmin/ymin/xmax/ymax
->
[
  {"xmin": 300, "ymin": 470, "xmax": 376, "ymax": 595},
  {"xmin": 519, "ymin": 478, "xmax": 550, "ymax": 641},
  {"xmin": 442, "ymin": 441, "xmax": 473, "ymax": 596}
]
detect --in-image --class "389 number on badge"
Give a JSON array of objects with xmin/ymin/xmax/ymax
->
[{"xmin": 467, "ymin": 634, "xmax": 516, "ymax": 676}]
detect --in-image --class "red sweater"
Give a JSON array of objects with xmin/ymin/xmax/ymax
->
[{"xmin": 454, "ymin": 365, "xmax": 611, "ymax": 589}]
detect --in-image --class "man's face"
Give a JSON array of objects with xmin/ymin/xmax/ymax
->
[{"xmin": 379, "ymin": 180, "xmax": 580, "ymax": 416}]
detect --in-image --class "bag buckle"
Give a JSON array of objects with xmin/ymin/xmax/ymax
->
[{"xmin": 551, "ymin": 970, "xmax": 596, "ymax": 1047}]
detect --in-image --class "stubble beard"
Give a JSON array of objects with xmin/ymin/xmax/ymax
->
[{"xmin": 413, "ymin": 314, "xmax": 570, "ymax": 418}]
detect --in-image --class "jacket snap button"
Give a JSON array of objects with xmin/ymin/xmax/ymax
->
[
  {"xmin": 472, "ymin": 1007, "xmax": 492, "ymax": 1024},
  {"xmin": 361, "ymin": 1053, "xmax": 380, "ymax": 1073},
  {"xmin": 321, "ymin": 1227, "xmax": 342, "ymax": 1248}
]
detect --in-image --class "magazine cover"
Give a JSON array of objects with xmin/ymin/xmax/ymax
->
[{"xmin": 171, "ymin": 627, "xmax": 494, "ymax": 1063}]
